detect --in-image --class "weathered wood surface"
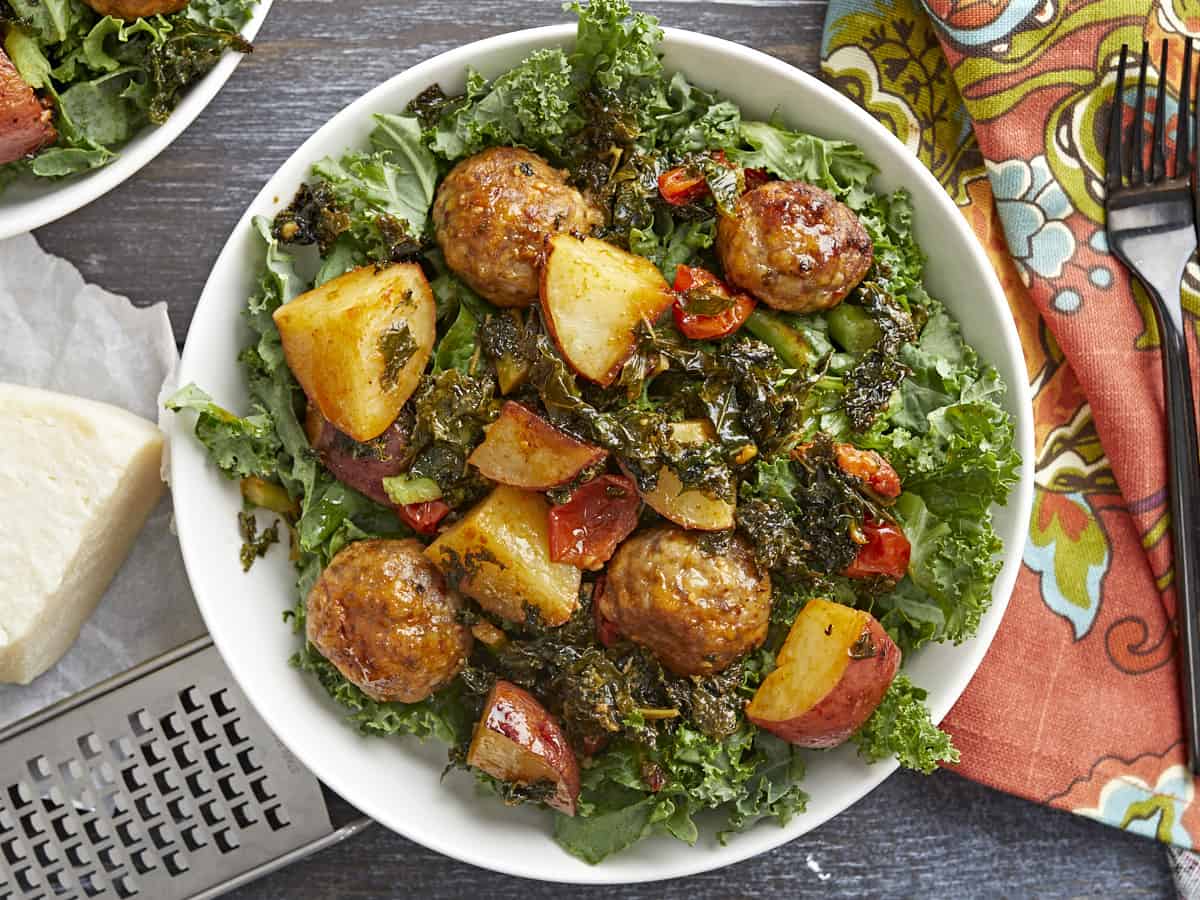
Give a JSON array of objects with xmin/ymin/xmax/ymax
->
[{"xmin": 34, "ymin": 1, "xmax": 1176, "ymax": 896}]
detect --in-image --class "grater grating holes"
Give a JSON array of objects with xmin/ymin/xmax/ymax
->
[{"xmin": 3, "ymin": 660, "xmax": 321, "ymax": 899}]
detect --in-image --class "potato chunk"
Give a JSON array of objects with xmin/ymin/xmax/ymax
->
[
  {"xmin": 425, "ymin": 485, "xmax": 581, "ymax": 626},
  {"xmin": 468, "ymin": 401, "xmax": 605, "ymax": 490},
  {"xmin": 540, "ymin": 235, "xmax": 673, "ymax": 386},
  {"xmin": 632, "ymin": 420, "xmax": 735, "ymax": 531},
  {"xmin": 274, "ymin": 264, "xmax": 435, "ymax": 442},
  {"xmin": 466, "ymin": 680, "xmax": 580, "ymax": 815},
  {"xmin": 746, "ymin": 598, "xmax": 899, "ymax": 748}
]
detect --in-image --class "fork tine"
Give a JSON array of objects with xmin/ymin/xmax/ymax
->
[
  {"xmin": 1107, "ymin": 45, "xmax": 1128, "ymax": 192},
  {"xmin": 1152, "ymin": 40, "xmax": 1169, "ymax": 180},
  {"xmin": 1132, "ymin": 42, "xmax": 1149, "ymax": 183},
  {"xmin": 1178, "ymin": 38, "xmax": 1193, "ymax": 177}
]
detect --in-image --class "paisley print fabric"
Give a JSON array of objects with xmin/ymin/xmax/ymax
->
[{"xmin": 823, "ymin": 0, "xmax": 1200, "ymax": 851}]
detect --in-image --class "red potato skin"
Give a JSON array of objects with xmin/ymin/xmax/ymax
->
[
  {"xmin": 0, "ymin": 49, "xmax": 55, "ymax": 166},
  {"xmin": 306, "ymin": 404, "xmax": 412, "ymax": 508},
  {"xmin": 749, "ymin": 617, "xmax": 900, "ymax": 749},
  {"xmin": 468, "ymin": 680, "xmax": 581, "ymax": 815}
]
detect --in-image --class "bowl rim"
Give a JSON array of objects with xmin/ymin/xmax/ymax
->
[
  {"xmin": 0, "ymin": 0, "xmax": 274, "ymax": 240},
  {"xmin": 172, "ymin": 23, "xmax": 1035, "ymax": 884}
]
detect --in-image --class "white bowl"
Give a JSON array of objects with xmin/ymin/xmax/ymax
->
[
  {"xmin": 0, "ymin": 0, "xmax": 274, "ymax": 239},
  {"xmin": 168, "ymin": 25, "xmax": 1035, "ymax": 884}
]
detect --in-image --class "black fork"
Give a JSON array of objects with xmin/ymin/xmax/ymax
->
[{"xmin": 1105, "ymin": 40, "xmax": 1200, "ymax": 774}]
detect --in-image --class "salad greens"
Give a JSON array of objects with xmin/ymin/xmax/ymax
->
[
  {"xmin": 171, "ymin": 0, "xmax": 1020, "ymax": 864},
  {"xmin": 0, "ymin": 0, "xmax": 255, "ymax": 185}
]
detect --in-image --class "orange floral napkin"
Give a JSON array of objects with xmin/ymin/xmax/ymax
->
[{"xmin": 822, "ymin": 0, "xmax": 1200, "ymax": 849}]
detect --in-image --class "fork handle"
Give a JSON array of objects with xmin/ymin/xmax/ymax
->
[{"xmin": 1151, "ymin": 292, "xmax": 1200, "ymax": 774}]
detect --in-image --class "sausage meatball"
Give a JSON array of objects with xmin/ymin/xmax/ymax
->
[
  {"xmin": 306, "ymin": 539, "xmax": 472, "ymax": 703},
  {"xmin": 716, "ymin": 180, "xmax": 873, "ymax": 314},
  {"xmin": 432, "ymin": 147, "xmax": 602, "ymax": 307},
  {"xmin": 81, "ymin": 0, "xmax": 189, "ymax": 18},
  {"xmin": 600, "ymin": 527, "xmax": 770, "ymax": 676}
]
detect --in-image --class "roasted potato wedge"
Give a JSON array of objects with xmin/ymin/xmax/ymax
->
[
  {"xmin": 274, "ymin": 264, "xmax": 435, "ymax": 442},
  {"xmin": 746, "ymin": 598, "xmax": 899, "ymax": 748},
  {"xmin": 0, "ymin": 49, "xmax": 55, "ymax": 166},
  {"xmin": 633, "ymin": 420, "xmax": 735, "ymax": 531},
  {"xmin": 540, "ymin": 235, "xmax": 673, "ymax": 386},
  {"xmin": 468, "ymin": 402, "xmax": 606, "ymax": 490},
  {"xmin": 424, "ymin": 485, "xmax": 581, "ymax": 626},
  {"xmin": 466, "ymin": 680, "xmax": 580, "ymax": 815}
]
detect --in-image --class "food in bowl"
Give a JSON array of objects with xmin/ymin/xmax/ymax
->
[
  {"xmin": 170, "ymin": 0, "xmax": 1020, "ymax": 864},
  {"xmin": 0, "ymin": 0, "xmax": 255, "ymax": 183}
]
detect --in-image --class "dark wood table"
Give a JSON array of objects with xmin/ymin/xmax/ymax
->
[{"xmin": 34, "ymin": 1, "xmax": 1178, "ymax": 895}]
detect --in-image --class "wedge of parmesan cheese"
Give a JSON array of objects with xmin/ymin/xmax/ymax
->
[{"xmin": 0, "ymin": 383, "xmax": 165, "ymax": 685}]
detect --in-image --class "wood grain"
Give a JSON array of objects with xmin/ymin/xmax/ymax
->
[{"xmin": 32, "ymin": 1, "xmax": 1176, "ymax": 895}]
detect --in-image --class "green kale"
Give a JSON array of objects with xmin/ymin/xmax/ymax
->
[
  {"xmin": 851, "ymin": 675, "xmax": 958, "ymax": 774},
  {"xmin": 237, "ymin": 510, "xmax": 279, "ymax": 572},
  {"xmin": 273, "ymin": 180, "xmax": 353, "ymax": 255},
  {"xmin": 142, "ymin": 17, "xmax": 251, "ymax": 124},
  {"xmin": 407, "ymin": 369, "xmax": 498, "ymax": 508},
  {"xmin": 292, "ymin": 642, "xmax": 472, "ymax": 744},
  {"xmin": 378, "ymin": 321, "xmax": 417, "ymax": 390},
  {"xmin": 428, "ymin": 49, "xmax": 581, "ymax": 161},
  {"xmin": 312, "ymin": 113, "xmax": 440, "ymax": 253},
  {"xmin": 166, "ymin": 384, "xmax": 280, "ymax": 480}
]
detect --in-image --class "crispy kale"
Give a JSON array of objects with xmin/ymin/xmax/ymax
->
[
  {"xmin": 237, "ymin": 511, "xmax": 279, "ymax": 572},
  {"xmin": 144, "ymin": 18, "xmax": 252, "ymax": 124},
  {"xmin": 273, "ymin": 181, "xmax": 353, "ymax": 255},
  {"xmin": 406, "ymin": 369, "xmax": 498, "ymax": 508}
]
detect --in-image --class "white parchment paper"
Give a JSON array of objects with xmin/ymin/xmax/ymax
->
[{"xmin": 0, "ymin": 233, "xmax": 205, "ymax": 728}]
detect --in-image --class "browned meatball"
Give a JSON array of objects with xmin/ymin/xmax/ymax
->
[
  {"xmin": 716, "ymin": 180, "xmax": 873, "ymax": 314},
  {"xmin": 600, "ymin": 527, "xmax": 770, "ymax": 676},
  {"xmin": 432, "ymin": 147, "xmax": 602, "ymax": 307},
  {"xmin": 81, "ymin": 0, "xmax": 189, "ymax": 18},
  {"xmin": 306, "ymin": 539, "xmax": 472, "ymax": 703}
]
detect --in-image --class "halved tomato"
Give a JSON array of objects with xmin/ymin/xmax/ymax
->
[
  {"xmin": 844, "ymin": 519, "xmax": 910, "ymax": 580},
  {"xmin": 548, "ymin": 475, "xmax": 641, "ymax": 570},
  {"xmin": 398, "ymin": 499, "xmax": 451, "ymax": 535},
  {"xmin": 672, "ymin": 265, "xmax": 756, "ymax": 340}
]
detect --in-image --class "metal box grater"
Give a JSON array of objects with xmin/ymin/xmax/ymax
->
[{"xmin": 0, "ymin": 637, "xmax": 370, "ymax": 900}]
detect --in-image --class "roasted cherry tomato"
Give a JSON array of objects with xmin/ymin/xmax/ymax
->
[
  {"xmin": 672, "ymin": 265, "xmax": 757, "ymax": 340},
  {"xmin": 834, "ymin": 444, "xmax": 902, "ymax": 499},
  {"xmin": 844, "ymin": 519, "xmax": 911, "ymax": 580},
  {"xmin": 658, "ymin": 151, "xmax": 767, "ymax": 206},
  {"xmin": 398, "ymin": 499, "xmax": 450, "ymax": 535},
  {"xmin": 548, "ymin": 475, "xmax": 641, "ymax": 570},
  {"xmin": 657, "ymin": 165, "xmax": 710, "ymax": 206}
]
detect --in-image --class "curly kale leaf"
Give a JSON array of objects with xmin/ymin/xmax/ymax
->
[
  {"xmin": 729, "ymin": 119, "xmax": 875, "ymax": 201},
  {"xmin": 553, "ymin": 726, "xmax": 807, "ymax": 863},
  {"xmin": 428, "ymin": 49, "xmax": 581, "ymax": 161},
  {"xmin": 313, "ymin": 113, "xmax": 439, "ymax": 251},
  {"xmin": 851, "ymin": 675, "xmax": 958, "ymax": 774},
  {"xmin": 166, "ymin": 384, "xmax": 280, "ymax": 480},
  {"xmin": 291, "ymin": 642, "xmax": 472, "ymax": 744}
]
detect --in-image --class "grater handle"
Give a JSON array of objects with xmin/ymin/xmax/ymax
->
[{"xmin": 188, "ymin": 816, "xmax": 374, "ymax": 900}]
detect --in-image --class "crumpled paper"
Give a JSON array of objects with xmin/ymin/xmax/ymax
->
[{"xmin": 0, "ymin": 232, "xmax": 205, "ymax": 728}]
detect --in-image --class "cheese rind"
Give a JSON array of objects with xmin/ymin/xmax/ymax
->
[{"xmin": 0, "ymin": 383, "xmax": 165, "ymax": 685}]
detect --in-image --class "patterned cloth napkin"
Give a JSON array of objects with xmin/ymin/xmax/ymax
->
[{"xmin": 821, "ymin": 0, "xmax": 1200, "ymax": 863}]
